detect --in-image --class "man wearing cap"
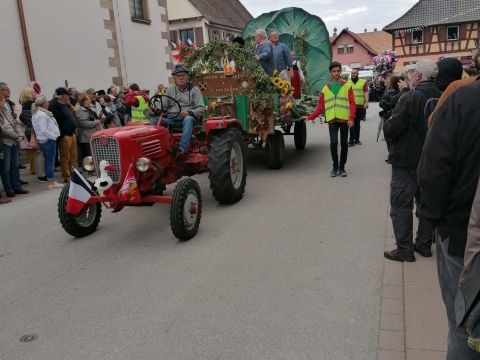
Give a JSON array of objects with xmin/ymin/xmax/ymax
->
[
  {"xmin": 49, "ymin": 87, "xmax": 77, "ymax": 183},
  {"xmin": 383, "ymin": 60, "xmax": 442, "ymax": 262},
  {"xmin": 162, "ymin": 65, "xmax": 205, "ymax": 154},
  {"xmin": 124, "ymin": 83, "xmax": 149, "ymax": 123},
  {"xmin": 348, "ymin": 69, "xmax": 369, "ymax": 146},
  {"xmin": 85, "ymin": 88, "xmax": 102, "ymax": 117}
]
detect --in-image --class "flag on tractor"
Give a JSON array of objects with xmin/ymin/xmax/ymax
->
[
  {"xmin": 117, "ymin": 164, "xmax": 141, "ymax": 203},
  {"xmin": 66, "ymin": 169, "xmax": 93, "ymax": 215}
]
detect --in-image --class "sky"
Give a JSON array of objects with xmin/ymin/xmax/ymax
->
[{"xmin": 239, "ymin": 0, "xmax": 419, "ymax": 34}]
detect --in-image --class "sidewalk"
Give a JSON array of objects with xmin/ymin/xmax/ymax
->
[{"xmin": 378, "ymin": 213, "xmax": 447, "ymax": 360}]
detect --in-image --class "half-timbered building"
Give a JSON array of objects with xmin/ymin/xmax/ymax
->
[{"xmin": 383, "ymin": 0, "xmax": 480, "ymax": 72}]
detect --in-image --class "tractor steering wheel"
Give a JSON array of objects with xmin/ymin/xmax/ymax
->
[{"xmin": 148, "ymin": 94, "xmax": 182, "ymax": 119}]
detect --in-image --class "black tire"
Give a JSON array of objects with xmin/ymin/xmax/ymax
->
[
  {"xmin": 170, "ymin": 178, "xmax": 202, "ymax": 241},
  {"xmin": 58, "ymin": 183, "xmax": 101, "ymax": 237},
  {"xmin": 265, "ymin": 130, "xmax": 285, "ymax": 169},
  {"xmin": 294, "ymin": 120, "xmax": 307, "ymax": 150},
  {"xmin": 208, "ymin": 128, "xmax": 247, "ymax": 204}
]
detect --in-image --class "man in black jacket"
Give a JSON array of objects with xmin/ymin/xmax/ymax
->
[
  {"xmin": 49, "ymin": 87, "xmax": 77, "ymax": 183},
  {"xmin": 383, "ymin": 60, "xmax": 441, "ymax": 262},
  {"xmin": 418, "ymin": 79, "xmax": 480, "ymax": 359}
]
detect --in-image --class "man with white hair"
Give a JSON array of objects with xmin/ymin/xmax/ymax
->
[
  {"xmin": 383, "ymin": 60, "xmax": 442, "ymax": 262},
  {"xmin": 253, "ymin": 29, "xmax": 275, "ymax": 76}
]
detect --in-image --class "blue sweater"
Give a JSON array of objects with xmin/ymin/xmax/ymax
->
[
  {"xmin": 254, "ymin": 42, "xmax": 275, "ymax": 76},
  {"xmin": 273, "ymin": 43, "xmax": 292, "ymax": 72}
]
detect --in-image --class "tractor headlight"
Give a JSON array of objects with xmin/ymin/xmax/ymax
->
[
  {"xmin": 82, "ymin": 156, "xmax": 94, "ymax": 172},
  {"xmin": 136, "ymin": 157, "xmax": 151, "ymax": 172}
]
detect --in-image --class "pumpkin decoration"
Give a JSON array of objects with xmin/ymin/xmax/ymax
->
[{"xmin": 224, "ymin": 63, "xmax": 234, "ymax": 77}]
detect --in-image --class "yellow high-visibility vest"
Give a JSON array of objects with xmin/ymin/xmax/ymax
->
[
  {"xmin": 348, "ymin": 78, "xmax": 367, "ymax": 106},
  {"xmin": 322, "ymin": 83, "xmax": 351, "ymax": 122},
  {"xmin": 131, "ymin": 95, "xmax": 149, "ymax": 123}
]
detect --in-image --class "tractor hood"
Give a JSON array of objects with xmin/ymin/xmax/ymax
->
[{"xmin": 92, "ymin": 124, "xmax": 169, "ymax": 141}]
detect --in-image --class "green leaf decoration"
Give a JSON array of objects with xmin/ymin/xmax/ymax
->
[{"xmin": 242, "ymin": 7, "xmax": 332, "ymax": 95}]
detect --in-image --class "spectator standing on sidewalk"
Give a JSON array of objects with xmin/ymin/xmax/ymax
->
[
  {"xmin": 383, "ymin": 60, "xmax": 441, "ymax": 262},
  {"xmin": 31, "ymin": 96, "xmax": 62, "ymax": 189},
  {"xmin": 19, "ymin": 87, "xmax": 47, "ymax": 182},
  {"xmin": 0, "ymin": 92, "xmax": 29, "ymax": 197},
  {"xmin": 306, "ymin": 61, "xmax": 355, "ymax": 177},
  {"xmin": 107, "ymin": 85, "xmax": 125, "ymax": 126},
  {"xmin": 76, "ymin": 93, "xmax": 102, "ymax": 161},
  {"xmin": 348, "ymin": 69, "xmax": 369, "ymax": 146},
  {"xmin": 124, "ymin": 83, "xmax": 149, "ymax": 124},
  {"xmin": 418, "ymin": 79, "xmax": 480, "ymax": 359},
  {"xmin": 49, "ymin": 87, "xmax": 77, "ymax": 183}
]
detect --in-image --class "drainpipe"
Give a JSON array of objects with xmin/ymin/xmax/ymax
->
[{"xmin": 16, "ymin": 0, "xmax": 36, "ymax": 81}]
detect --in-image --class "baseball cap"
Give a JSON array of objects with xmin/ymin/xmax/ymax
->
[
  {"xmin": 412, "ymin": 60, "xmax": 439, "ymax": 80},
  {"xmin": 55, "ymin": 87, "xmax": 69, "ymax": 96}
]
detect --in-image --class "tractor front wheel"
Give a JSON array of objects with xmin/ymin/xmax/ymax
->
[
  {"xmin": 170, "ymin": 178, "xmax": 202, "ymax": 241},
  {"xmin": 58, "ymin": 184, "xmax": 102, "ymax": 237},
  {"xmin": 208, "ymin": 128, "xmax": 247, "ymax": 204},
  {"xmin": 265, "ymin": 130, "xmax": 285, "ymax": 169},
  {"xmin": 294, "ymin": 120, "xmax": 307, "ymax": 150}
]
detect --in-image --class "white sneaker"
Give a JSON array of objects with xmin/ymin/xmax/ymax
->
[{"xmin": 48, "ymin": 181, "xmax": 64, "ymax": 189}]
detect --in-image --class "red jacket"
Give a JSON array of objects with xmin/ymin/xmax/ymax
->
[
  {"xmin": 124, "ymin": 91, "xmax": 149, "ymax": 107},
  {"xmin": 307, "ymin": 80, "xmax": 356, "ymax": 122}
]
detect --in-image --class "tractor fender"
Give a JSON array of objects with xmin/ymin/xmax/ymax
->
[{"xmin": 205, "ymin": 118, "xmax": 242, "ymax": 137}]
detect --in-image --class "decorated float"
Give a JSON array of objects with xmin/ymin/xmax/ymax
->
[{"xmin": 181, "ymin": 7, "xmax": 332, "ymax": 169}]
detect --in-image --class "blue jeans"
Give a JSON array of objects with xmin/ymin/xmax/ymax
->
[
  {"xmin": 436, "ymin": 233, "xmax": 480, "ymax": 359},
  {"xmin": 162, "ymin": 115, "xmax": 198, "ymax": 151},
  {"xmin": 0, "ymin": 143, "xmax": 21, "ymax": 192},
  {"xmin": 39, "ymin": 140, "xmax": 56, "ymax": 180}
]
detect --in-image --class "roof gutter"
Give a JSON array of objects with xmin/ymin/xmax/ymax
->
[{"xmin": 16, "ymin": 0, "xmax": 36, "ymax": 81}]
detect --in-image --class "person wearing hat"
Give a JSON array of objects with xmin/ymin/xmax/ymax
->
[
  {"xmin": 383, "ymin": 60, "xmax": 442, "ymax": 262},
  {"xmin": 85, "ymin": 88, "xmax": 102, "ymax": 117},
  {"xmin": 124, "ymin": 83, "xmax": 149, "ymax": 123},
  {"xmin": 48, "ymin": 87, "xmax": 78, "ymax": 183},
  {"xmin": 162, "ymin": 65, "xmax": 205, "ymax": 154}
]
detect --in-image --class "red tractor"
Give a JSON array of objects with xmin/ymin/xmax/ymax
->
[{"xmin": 58, "ymin": 95, "xmax": 247, "ymax": 241}]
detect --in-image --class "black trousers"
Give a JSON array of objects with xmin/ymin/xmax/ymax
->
[
  {"xmin": 329, "ymin": 122, "xmax": 349, "ymax": 169},
  {"xmin": 349, "ymin": 107, "xmax": 365, "ymax": 143}
]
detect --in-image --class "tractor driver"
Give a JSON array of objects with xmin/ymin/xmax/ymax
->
[{"xmin": 162, "ymin": 65, "xmax": 206, "ymax": 155}]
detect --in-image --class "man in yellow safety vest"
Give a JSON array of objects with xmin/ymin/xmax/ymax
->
[
  {"xmin": 347, "ymin": 69, "xmax": 369, "ymax": 146},
  {"xmin": 305, "ymin": 61, "xmax": 356, "ymax": 177},
  {"xmin": 124, "ymin": 83, "xmax": 149, "ymax": 123}
]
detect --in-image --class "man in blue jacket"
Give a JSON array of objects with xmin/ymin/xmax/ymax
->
[
  {"xmin": 269, "ymin": 30, "xmax": 292, "ymax": 74},
  {"xmin": 253, "ymin": 29, "xmax": 275, "ymax": 76}
]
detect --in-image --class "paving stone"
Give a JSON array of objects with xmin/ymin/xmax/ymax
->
[
  {"xmin": 381, "ymin": 297, "xmax": 404, "ymax": 315},
  {"xmin": 379, "ymin": 329, "xmax": 405, "ymax": 352},
  {"xmin": 406, "ymin": 348, "xmax": 446, "ymax": 360},
  {"xmin": 377, "ymin": 349, "xmax": 405, "ymax": 360},
  {"xmin": 382, "ymin": 284, "xmax": 403, "ymax": 299},
  {"xmin": 384, "ymin": 260, "xmax": 403, "ymax": 275},
  {"xmin": 383, "ymin": 272, "xmax": 403, "ymax": 286},
  {"xmin": 380, "ymin": 312, "xmax": 404, "ymax": 332}
]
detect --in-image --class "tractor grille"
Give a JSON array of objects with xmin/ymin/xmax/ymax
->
[
  {"xmin": 141, "ymin": 139, "xmax": 162, "ymax": 158},
  {"xmin": 91, "ymin": 137, "xmax": 121, "ymax": 183}
]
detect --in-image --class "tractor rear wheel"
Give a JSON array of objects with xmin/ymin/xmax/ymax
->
[
  {"xmin": 294, "ymin": 120, "xmax": 307, "ymax": 150},
  {"xmin": 208, "ymin": 128, "xmax": 247, "ymax": 204},
  {"xmin": 265, "ymin": 130, "xmax": 285, "ymax": 169},
  {"xmin": 170, "ymin": 178, "xmax": 202, "ymax": 241},
  {"xmin": 58, "ymin": 183, "xmax": 102, "ymax": 237}
]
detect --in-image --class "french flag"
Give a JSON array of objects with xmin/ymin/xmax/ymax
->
[{"xmin": 66, "ymin": 169, "xmax": 93, "ymax": 215}]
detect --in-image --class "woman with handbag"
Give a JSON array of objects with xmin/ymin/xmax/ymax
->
[{"xmin": 31, "ymin": 96, "xmax": 62, "ymax": 189}]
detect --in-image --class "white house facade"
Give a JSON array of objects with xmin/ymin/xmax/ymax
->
[{"xmin": 1, "ymin": 0, "xmax": 171, "ymax": 99}]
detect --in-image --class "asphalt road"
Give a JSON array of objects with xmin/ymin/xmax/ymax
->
[{"xmin": 0, "ymin": 104, "xmax": 390, "ymax": 360}]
